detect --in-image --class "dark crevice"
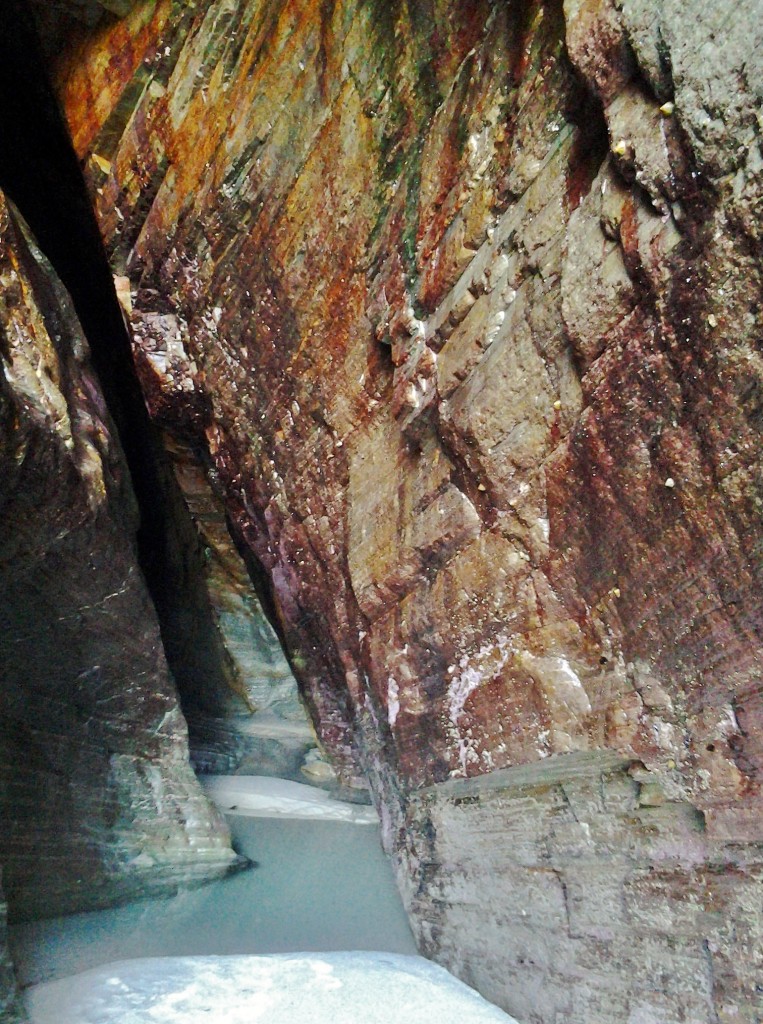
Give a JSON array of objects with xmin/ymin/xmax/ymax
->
[
  {"xmin": 0, "ymin": 1, "xmax": 230, "ymax": 725},
  {"xmin": 560, "ymin": 39, "xmax": 610, "ymax": 214},
  {"xmin": 0, "ymin": 1, "xmax": 159, "ymax": 549}
]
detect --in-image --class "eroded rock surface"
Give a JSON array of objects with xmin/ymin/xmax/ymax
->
[
  {"xmin": 20, "ymin": 0, "xmax": 763, "ymax": 1019},
  {"xmin": 0, "ymin": 196, "xmax": 240, "ymax": 924}
]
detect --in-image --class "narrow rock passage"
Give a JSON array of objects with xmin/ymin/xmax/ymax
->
[
  {"xmin": 11, "ymin": 780, "xmax": 518, "ymax": 1023},
  {"xmin": 10, "ymin": 780, "xmax": 415, "ymax": 987},
  {"xmin": 0, "ymin": 0, "xmax": 239, "ymax": 731}
]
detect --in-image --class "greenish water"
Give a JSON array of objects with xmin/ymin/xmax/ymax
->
[{"xmin": 9, "ymin": 815, "xmax": 417, "ymax": 988}]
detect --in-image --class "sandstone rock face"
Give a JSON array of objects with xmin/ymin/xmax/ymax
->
[
  {"xmin": 38, "ymin": 0, "xmax": 763, "ymax": 1020},
  {"xmin": 0, "ymin": 195, "xmax": 240, "ymax": 923}
]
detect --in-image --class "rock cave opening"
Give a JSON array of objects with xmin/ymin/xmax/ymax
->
[
  {"xmin": 0, "ymin": 0, "xmax": 332, "ymax": 792},
  {"xmin": 0, "ymin": 4, "xmax": 421, "ymax": 1015},
  {"xmin": 1, "ymin": 0, "xmax": 763, "ymax": 1022}
]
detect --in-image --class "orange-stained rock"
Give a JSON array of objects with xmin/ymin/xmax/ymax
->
[{"xmin": 41, "ymin": 0, "xmax": 763, "ymax": 1019}]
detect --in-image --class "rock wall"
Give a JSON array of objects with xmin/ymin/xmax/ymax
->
[
  {"xmin": 0, "ymin": 195, "xmax": 240, "ymax": 923},
  {"xmin": 30, "ymin": 0, "xmax": 763, "ymax": 1020},
  {"xmin": 0, "ymin": 876, "xmax": 27, "ymax": 1022}
]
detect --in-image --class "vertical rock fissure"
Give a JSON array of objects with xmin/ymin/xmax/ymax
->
[
  {"xmin": 1, "ymin": 0, "xmax": 333, "ymax": 790},
  {"xmin": 0, "ymin": 0, "xmax": 235, "ymax": 731}
]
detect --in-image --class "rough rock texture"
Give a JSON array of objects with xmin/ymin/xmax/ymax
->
[
  {"xmin": 0, "ymin": 194, "xmax": 240, "ymax": 923},
  {"xmin": 0, "ymin": 876, "xmax": 27, "ymax": 1023},
  {"xmin": 28, "ymin": 0, "xmax": 763, "ymax": 1020},
  {"xmin": 406, "ymin": 756, "xmax": 763, "ymax": 1023}
]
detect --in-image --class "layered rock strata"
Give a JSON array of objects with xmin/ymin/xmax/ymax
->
[
  {"xmin": 20, "ymin": 0, "xmax": 763, "ymax": 1020},
  {"xmin": 0, "ymin": 196, "xmax": 240, "ymax": 924}
]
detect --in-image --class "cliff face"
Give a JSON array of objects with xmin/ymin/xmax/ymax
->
[{"xmin": 4, "ymin": 0, "xmax": 762, "ymax": 1020}]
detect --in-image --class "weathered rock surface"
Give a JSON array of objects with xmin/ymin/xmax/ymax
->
[
  {"xmin": 16, "ymin": 0, "xmax": 763, "ymax": 1019},
  {"xmin": 404, "ymin": 755, "xmax": 763, "ymax": 1024},
  {"xmin": 0, "ymin": 194, "xmax": 240, "ymax": 924},
  {"xmin": 0, "ymin": 875, "xmax": 27, "ymax": 1022}
]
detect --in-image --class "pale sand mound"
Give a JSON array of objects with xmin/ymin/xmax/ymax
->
[
  {"xmin": 24, "ymin": 952, "xmax": 519, "ymax": 1024},
  {"xmin": 199, "ymin": 774, "xmax": 379, "ymax": 823}
]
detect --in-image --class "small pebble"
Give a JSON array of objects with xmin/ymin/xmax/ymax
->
[
  {"xmin": 659, "ymin": 101, "xmax": 675, "ymax": 116},
  {"xmin": 664, "ymin": 477, "xmax": 675, "ymax": 488}
]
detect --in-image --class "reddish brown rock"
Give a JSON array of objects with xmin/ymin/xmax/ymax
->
[{"xmin": 21, "ymin": 0, "xmax": 763, "ymax": 1019}]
